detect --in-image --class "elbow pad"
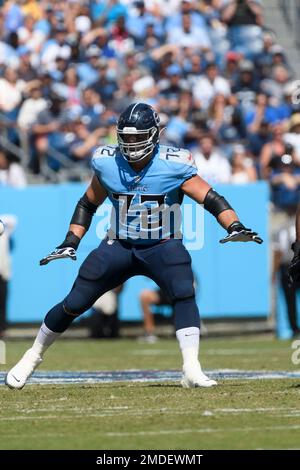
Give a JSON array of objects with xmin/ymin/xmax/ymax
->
[
  {"xmin": 203, "ymin": 188, "xmax": 233, "ymax": 218},
  {"xmin": 70, "ymin": 194, "xmax": 98, "ymax": 230}
]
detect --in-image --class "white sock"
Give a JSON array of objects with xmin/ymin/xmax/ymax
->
[
  {"xmin": 31, "ymin": 323, "xmax": 61, "ymax": 357},
  {"xmin": 176, "ymin": 327, "xmax": 200, "ymax": 367}
]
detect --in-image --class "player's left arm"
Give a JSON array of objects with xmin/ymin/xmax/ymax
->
[{"xmin": 181, "ymin": 175, "xmax": 263, "ymax": 244}]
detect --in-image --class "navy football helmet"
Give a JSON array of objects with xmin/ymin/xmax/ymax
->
[{"xmin": 117, "ymin": 102, "xmax": 160, "ymax": 162}]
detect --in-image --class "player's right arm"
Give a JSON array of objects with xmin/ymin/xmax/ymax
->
[{"xmin": 40, "ymin": 175, "xmax": 107, "ymax": 266}]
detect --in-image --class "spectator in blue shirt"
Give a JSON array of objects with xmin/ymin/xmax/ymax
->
[
  {"xmin": 270, "ymin": 154, "xmax": 300, "ymax": 212},
  {"xmin": 126, "ymin": 1, "xmax": 164, "ymax": 46}
]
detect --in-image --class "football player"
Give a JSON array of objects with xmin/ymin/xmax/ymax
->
[
  {"xmin": 6, "ymin": 103, "xmax": 263, "ymax": 389},
  {"xmin": 289, "ymin": 204, "xmax": 300, "ymax": 285}
]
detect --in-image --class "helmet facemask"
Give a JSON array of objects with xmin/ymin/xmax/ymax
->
[{"xmin": 117, "ymin": 126, "xmax": 158, "ymax": 162}]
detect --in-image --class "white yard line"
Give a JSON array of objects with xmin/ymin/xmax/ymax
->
[
  {"xmin": 1, "ymin": 406, "xmax": 299, "ymax": 421},
  {"xmin": 105, "ymin": 424, "xmax": 300, "ymax": 437}
]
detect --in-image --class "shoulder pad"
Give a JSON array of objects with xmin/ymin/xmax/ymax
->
[
  {"xmin": 92, "ymin": 145, "xmax": 118, "ymax": 161},
  {"xmin": 159, "ymin": 145, "xmax": 195, "ymax": 167}
]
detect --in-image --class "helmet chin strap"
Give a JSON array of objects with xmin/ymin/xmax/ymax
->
[{"xmin": 122, "ymin": 145, "xmax": 155, "ymax": 163}]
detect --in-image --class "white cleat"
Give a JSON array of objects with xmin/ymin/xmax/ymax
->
[
  {"xmin": 181, "ymin": 362, "xmax": 217, "ymax": 388},
  {"xmin": 5, "ymin": 348, "xmax": 43, "ymax": 390}
]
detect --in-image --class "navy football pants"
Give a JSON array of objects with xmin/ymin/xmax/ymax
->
[{"xmin": 45, "ymin": 238, "xmax": 200, "ymax": 332}]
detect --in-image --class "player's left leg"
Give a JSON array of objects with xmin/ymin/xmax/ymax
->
[
  {"xmin": 135, "ymin": 239, "xmax": 217, "ymax": 388},
  {"xmin": 6, "ymin": 239, "xmax": 134, "ymax": 389}
]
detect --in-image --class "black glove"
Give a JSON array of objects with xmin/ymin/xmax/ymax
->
[
  {"xmin": 288, "ymin": 241, "xmax": 300, "ymax": 286},
  {"xmin": 220, "ymin": 221, "xmax": 263, "ymax": 245},
  {"xmin": 39, "ymin": 231, "xmax": 80, "ymax": 266}
]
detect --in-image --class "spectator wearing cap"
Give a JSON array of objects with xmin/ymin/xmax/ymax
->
[
  {"xmin": 40, "ymin": 24, "xmax": 71, "ymax": 71},
  {"xmin": 76, "ymin": 45, "xmax": 101, "ymax": 87},
  {"xmin": 223, "ymin": 51, "xmax": 241, "ymax": 83},
  {"xmin": 38, "ymin": 71, "xmax": 53, "ymax": 100},
  {"xmin": 232, "ymin": 59, "xmax": 259, "ymax": 110},
  {"xmin": 17, "ymin": 46, "xmax": 36, "ymax": 82},
  {"xmin": 193, "ymin": 134, "xmax": 232, "ymax": 184},
  {"xmin": 260, "ymin": 122, "xmax": 294, "ymax": 180},
  {"xmin": 143, "ymin": 21, "xmax": 164, "ymax": 51},
  {"xmin": 255, "ymin": 31, "xmax": 276, "ymax": 73},
  {"xmin": 91, "ymin": 58, "xmax": 118, "ymax": 105},
  {"xmin": 34, "ymin": 4, "xmax": 54, "ymax": 37},
  {"xmin": 284, "ymin": 113, "xmax": 300, "ymax": 164},
  {"xmin": 80, "ymin": 88, "xmax": 105, "ymax": 131},
  {"xmin": 49, "ymin": 55, "xmax": 69, "ymax": 82},
  {"xmin": 270, "ymin": 152, "xmax": 300, "ymax": 214},
  {"xmin": 167, "ymin": 12, "xmax": 211, "ymax": 51},
  {"xmin": 260, "ymin": 65, "xmax": 291, "ymax": 103},
  {"xmin": 230, "ymin": 144, "xmax": 257, "ymax": 184},
  {"xmin": 184, "ymin": 53, "xmax": 203, "ymax": 87},
  {"xmin": 270, "ymin": 45, "xmax": 288, "ymax": 68},
  {"xmin": 160, "ymin": 63, "xmax": 187, "ymax": 100},
  {"xmin": 192, "ymin": 61, "xmax": 231, "ymax": 110}
]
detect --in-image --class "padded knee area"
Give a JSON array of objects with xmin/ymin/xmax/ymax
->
[
  {"xmin": 168, "ymin": 280, "xmax": 195, "ymax": 302},
  {"xmin": 63, "ymin": 301, "xmax": 84, "ymax": 317},
  {"xmin": 62, "ymin": 293, "xmax": 91, "ymax": 317}
]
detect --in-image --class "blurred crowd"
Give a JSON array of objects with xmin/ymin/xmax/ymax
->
[{"xmin": 0, "ymin": 2, "xmax": 299, "ymax": 214}]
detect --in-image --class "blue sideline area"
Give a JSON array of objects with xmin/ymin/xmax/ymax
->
[{"xmin": 1, "ymin": 182, "xmax": 271, "ymax": 324}]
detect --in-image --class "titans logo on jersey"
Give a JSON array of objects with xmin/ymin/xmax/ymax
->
[{"xmin": 92, "ymin": 144, "xmax": 197, "ymax": 244}]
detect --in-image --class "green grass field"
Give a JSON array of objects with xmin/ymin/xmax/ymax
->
[{"xmin": 1, "ymin": 335, "xmax": 300, "ymax": 450}]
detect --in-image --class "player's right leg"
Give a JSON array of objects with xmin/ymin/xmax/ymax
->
[
  {"xmin": 5, "ymin": 238, "xmax": 133, "ymax": 389},
  {"xmin": 137, "ymin": 239, "xmax": 217, "ymax": 388}
]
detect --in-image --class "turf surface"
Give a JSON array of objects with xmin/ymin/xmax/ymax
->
[{"xmin": 1, "ymin": 335, "xmax": 300, "ymax": 449}]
